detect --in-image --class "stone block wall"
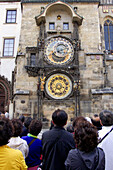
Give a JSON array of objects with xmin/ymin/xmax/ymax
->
[
  {"xmin": 76, "ymin": 3, "xmax": 101, "ymax": 53},
  {"xmin": 42, "ymin": 100, "xmax": 75, "ymax": 124},
  {"xmin": 20, "ymin": 3, "xmax": 48, "ymax": 52}
]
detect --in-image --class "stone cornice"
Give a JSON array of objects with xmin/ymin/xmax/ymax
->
[
  {"xmin": 22, "ymin": 0, "xmax": 99, "ymax": 3},
  {"xmin": 91, "ymin": 88, "xmax": 113, "ymax": 94}
]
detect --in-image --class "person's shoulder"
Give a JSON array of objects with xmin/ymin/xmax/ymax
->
[
  {"xmin": 36, "ymin": 137, "xmax": 42, "ymax": 143},
  {"xmin": 64, "ymin": 130, "xmax": 74, "ymax": 138},
  {"xmin": 97, "ymin": 147, "xmax": 104, "ymax": 152},
  {"xmin": 67, "ymin": 148, "xmax": 78, "ymax": 158},
  {"xmin": 7, "ymin": 145, "xmax": 23, "ymax": 156},
  {"xmin": 69, "ymin": 148, "xmax": 77, "ymax": 153},
  {"xmin": 98, "ymin": 128, "xmax": 104, "ymax": 134},
  {"xmin": 43, "ymin": 129, "xmax": 52, "ymax": 136},
  {"xmin": 97, "ymin": 147, "xmax": 105, "ymax": 157},
  {"xmin": 42, "ymin": 129, "xmax": 56, "ymax": 141},
  {"xmin": 65, "ymin": 129, "xmax": 73, "ymax": 135},
  {"xmin": 20, "ymin": 137, "xmax": 28, "ymax": 145},
  {"xmin": 98, "ymin": 128, "xmax": 105, "ymax": 138},
  {"xmin": 21, "ymin": 136, "xmax": 28, "ymax": 140}
]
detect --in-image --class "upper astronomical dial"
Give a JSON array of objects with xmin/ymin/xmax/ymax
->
[{"xmin": 44, "ymin": 37, "xmax": 74, "ymax": 65}]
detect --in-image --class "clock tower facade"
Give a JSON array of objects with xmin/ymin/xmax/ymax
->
[{"xmin": 13, "ymin": 0, "xmax": 110, "ymax": 125}]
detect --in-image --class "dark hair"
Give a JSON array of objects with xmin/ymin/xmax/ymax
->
[
  {"xmin": 12, "ymin": 119, "xmax": 23, "ymax": 137},
  {"xmin": 73, "ymin": 116, "xmax": 87, "ymax": 129},
  {"xmin": 52, "ymin": 109, "xmax": 68, "ymax": 127},
  {"xmin": 91, "ymin": 115, "xmax": 102, "ymax": 130},
  {"xmin": 24, "ymin": 117, "xmax": 33, "ymax": 129},
  {"xmin": 91, "ymin": 119, "xmax": 102, "ymax": 130},
  {"xmin": 74, "ymin": 121, "xmax": 98, "ymax": 152},
  {"xmin": 29, "ymin": 119, "xmax": 42, "ymax": 136},
  {"xmin": 0, "ymin": 117, "xmax": 14, "ymax": 146},
  {"xmin": 99, "ymin": 110, "xmax": 113, "ymax": 126},
  {"xmin": 93, "ymin": 114, "xmax": 99, "ymax": 117},
  {"xmin": 19, "ymin": 115, "xmax": 25, "ymax": 123}
]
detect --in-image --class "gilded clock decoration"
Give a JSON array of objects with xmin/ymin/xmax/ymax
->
[
  {"xmin": 44, "ymin": 37, "xmax": 74, "ymax": 65},
  {"xmin": 46, "ymin": 73, "xmax": 72, "ymax": 99}
]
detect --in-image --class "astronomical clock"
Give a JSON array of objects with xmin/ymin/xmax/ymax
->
[
  {"xmin": 44, "ymin": 37, "xmax": 74, "ymax": 66},
  {"xmin": 44, "ymin": 37, "xmax": 74, "ymax": 100}
]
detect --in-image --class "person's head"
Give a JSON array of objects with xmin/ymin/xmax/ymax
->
[
  {"xmin": 73, "ymin": 116, "xmax": 87, "ymax": 129},
  {"xmin": 0, "ymin": 117, "xmax": 14, "ymax": 146},
  {"xmin": 29, "ymin": 119, "xmax": 42, "ymax": 136},
  {"xmin": 74, "ymin": 121, "xmax": 98, "ymax": 152},
  {"xmin": 24, "ymin": 117, "xmax": 33, "ymax": 130},
  {"xmin": 52, "ymin": 109, "xmax": 68, "ymax": 127},
  {"xmin": 11, "ymin": 119, "xmax": 23, "ymax": 137},
  {"xmin": 99, "ymin": 110, "xmax": 113, "ymax": 126},
  {"xmin": 91, "ymin": 114, "xmax": 102, "ymax": 130},
  {"xmin": 19, "ymin": 115, "xmax": 25, "ymax": 123}
]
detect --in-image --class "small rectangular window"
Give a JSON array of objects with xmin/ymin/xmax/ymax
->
[
  {"xmin": 3, "ymin": 38, "xmax": 14, "ymax": 57},
  {"xmin": 63, "ymin": 23, "xmax": 69, "ymax": 30},
  {"xmin": 49, "ymin": 23, "xmax": 55, "ymax": 30},
  {"xmin": 6, "ymin": 10, "xmax": 17, "ymax": 23},
  {"xmin": 30, "ymin": 53, "xmax": 36, "ymax": 66}
]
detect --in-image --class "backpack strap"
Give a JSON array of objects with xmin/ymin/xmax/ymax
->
[
  {"xmin": 98, "ymin": 127, "xmax": 113, "ymax": 144},
  {"xmin": 28, "ymin": 138, "xmax": 37, "ymax": 147}
]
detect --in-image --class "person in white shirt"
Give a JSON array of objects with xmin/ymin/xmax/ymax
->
[
  {"xmin": 98, "ymin": 110, "xmax": 113, "ymax": 170},
  {"xmin": 8, "ymin": 119, "xmax": 29, "ymax": 159}
]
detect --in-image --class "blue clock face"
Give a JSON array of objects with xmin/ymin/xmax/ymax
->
[{"xmin": 44, "ymin": 37, "xmax": 74, "ymax": 65}]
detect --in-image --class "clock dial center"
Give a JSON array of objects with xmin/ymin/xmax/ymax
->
[
  {"xmin": 56, "ymin": 83, "xmax": 62, "ymax": 90},
  {"xmin": 44, "ymin": 37, "xmax": 74, "ymax": 65}
]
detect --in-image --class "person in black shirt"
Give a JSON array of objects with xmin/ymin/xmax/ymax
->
[{"xmin": 42, "ymin": 109, "xmax": 75, "ymax": 170}]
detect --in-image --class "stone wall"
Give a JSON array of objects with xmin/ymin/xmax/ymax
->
[{"xmin": 75, "ymin": 3, "xmax": 100, "ymax": 53}]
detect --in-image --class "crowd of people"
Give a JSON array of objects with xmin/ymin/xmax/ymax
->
[{"xmin": 0, "ymin": 109, "xmax": 113, "ymax": 170}]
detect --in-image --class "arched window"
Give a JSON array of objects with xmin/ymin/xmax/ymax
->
[{"xmin": 104, "ymin": 19, "xmax": 113, "ymax": 53}]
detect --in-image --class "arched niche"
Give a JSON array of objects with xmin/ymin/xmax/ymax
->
[{"xmin": 35, "ymin": 1, "xmax": 83, "ymax": 28}]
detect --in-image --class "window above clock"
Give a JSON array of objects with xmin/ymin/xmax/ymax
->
[
  {"xmin": 49, "ymin": 23, "xmax": 55, "ymax": 30},
  {"xmin": 63, "ymin": 23, "xmax": 69, "ymax": 30}
]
